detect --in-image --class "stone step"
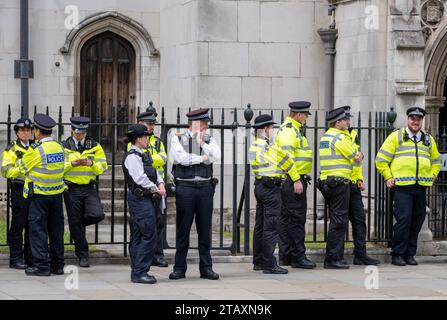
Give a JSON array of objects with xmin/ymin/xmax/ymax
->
[
  {"xmin": 98, "ymin": 188, "xmax": 125, "ymax": 200},
  {"xmin": 98, "ymin": 176, "xmax": 126, "ymax": 188}
]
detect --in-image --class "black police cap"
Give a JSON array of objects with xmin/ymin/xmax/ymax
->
[
  {"xmin": 252, "ymin": 114, "xmax": 276, "ymax": 129},
  {"xmin": 70, "ymin": 116, "xmax": 90, "ymax": 131},
  {"xmin": 33, "ymin": 113, "xmax": 56, "ymax": 131},
  {"xmin": 14, "ymin": 118, "xmax": 33, "ymax": 131},
  {"xmin": 137, "ymin": 102, "xmax": 158, "ymax": 123},
  {"xmin": 406, "ymin": 107, "xmax": 426, "ymax": 118},
  {"xmin": 186, "ymin": 108, "xmax": 211, "ymax": 122},
  {"xmin": 127, "ymin": 124, "xmax": 150, "ymax": 138},
  {"xmin": 289, "ymin": 101, "xmax": 312, "ymax": 115},
  {"xmin": 326, "ymin": 106, "xmax": 353, "ymax": 123}
]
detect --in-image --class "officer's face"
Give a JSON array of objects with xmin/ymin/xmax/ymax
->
[
  {"xmin": 191, "ymin": 120, "xmax": 208, "ymax": 133},
  {"xmin": 265, "ymin": 125, "xmax": 275, "ymax": 138},
  {"xmin": 139, "ymin": 120, "xmax": 154, "ymax": 133},
  {"xmin": 336, "ymin": 117, "xmax": 350, "ymax": 130},
  {"xmin": 408, "ymin": 116, "xmax": 423, "ymax": 133},
  {"xmin": 297, "ymin": 112, "xmax": 309, "ymax": 124},
  {"xmin": 17, "ymin": 127, "xmax": 32, "ymax": 142},
  {"xmin": 73, "ymin": 130, "xmax": 87, "ymax": 141},
  {"xmin": 137, "ymin": 135, "xmax": 148, "ymax": 149}
]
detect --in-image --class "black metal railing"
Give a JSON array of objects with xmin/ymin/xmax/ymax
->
[{"xmin": 2, "ymin": 103, "xmax": 439, "ymax": 257}]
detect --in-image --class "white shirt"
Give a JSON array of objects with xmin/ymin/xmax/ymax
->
[
  {"xmin": 169, "ymin": 130, "xmax": 221, "ymax": 181},
  {"xmin": 39, "ymin": 137, "xmax": 53, "ymax": 143},
  {"xmin": 19, "ymin": 140, "xmax": 30, "ymax": 148},
  {"xmin": 124, "ymin": 145, "xmax": 163, "ymax": 189},
  {"xmin": 72, "ymin": 136, "xmax": 85, "ymax": 150},
  {"xmin": 406, "ymin": 127, "xmax": 422, "ymax": 143}
]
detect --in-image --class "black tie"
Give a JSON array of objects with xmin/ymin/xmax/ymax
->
[{"xmin": 77, "ymin": 141, "xmax": 83, "ymax": 153}]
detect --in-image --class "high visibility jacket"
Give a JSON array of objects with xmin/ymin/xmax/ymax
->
[
  {"xmin": 375, "ymin": 127, "xmax": 441, "ymax": 187},
  {"xmin": 319, "ymin": 127, "xmax": 359, "ymax": 180},
  {"xmin": 126, "ymin": 134, "xmax": 167, "ymax": 178},
  {"xmin": 249, "ymin": 136, "xmax": 299, "ymax": 181},
  {"xmin": 275, "ymin": 117, "xmax": 313, "ymax": 180},
  {"xmin": 63, "ymin": 137, "xmax": 108, "ymax": 185},
  {"xmin": 1, "ymin": 139, "xmax": 33, "ymax": 181},
  {"xmin": 349, "ymin": 129, "xmax": 364, "ymax": 183},
  {"xmin": 17, "ymin": 138, "xmax": 67, "ymax": 198}
]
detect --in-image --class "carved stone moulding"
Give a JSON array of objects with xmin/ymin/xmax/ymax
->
[{"xmin": 421, "ymin": 0, "xmax": 446, "ymax": 42}]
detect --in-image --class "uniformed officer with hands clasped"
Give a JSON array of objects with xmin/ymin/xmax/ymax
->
[{"xmin": 168, "ymin": 108, "xmax": 221, "ymax": 281}]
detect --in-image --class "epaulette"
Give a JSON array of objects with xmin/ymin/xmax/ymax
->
[
  {"xmin": 30, "ymin": 141, "xmax": 41, "ymax": 149},
  {"xmin": 5, "ymin": 141, "xmax": 15, "ymax": 151}
]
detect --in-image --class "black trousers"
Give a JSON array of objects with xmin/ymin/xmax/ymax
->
[
  {"xmin": 128, "ymin": 192, "xmax": 157, "ymax": 277},
  {"xmin": 391, "ymin": 185, "xmax": 427, "ymax": 258},
  {"xmin": 64, "ymin": 185, "xmax": 103, "ymax": 259},
  {"xmin": 174, "ymin": 183, "xmax": 214, "ymax": 273},
  {"xmin": 28, "ymin": 194, "xmax": 65, "ymax": 272},
  {"xmin": 349, "ymin": 184, "xmax": 367, "ymax": 258},
  {"xmin": 9, "ymin": 182, "xmax": 32, "ymax": 265},
  {"xmin": 278, "ymin": 177, "xmax": 307, "ymax": 263},
  {"xmin": 253, "ymin": 180, "xmax": 282, "ymax": 269},
  {"xmin": 321, "ymin": 182, "xmax": 350, "ymax": 262}
]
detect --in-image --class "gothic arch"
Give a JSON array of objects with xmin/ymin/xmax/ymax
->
[{"xmin": 60, "ymin": 11, "xmax": 160, "ymax": 115}]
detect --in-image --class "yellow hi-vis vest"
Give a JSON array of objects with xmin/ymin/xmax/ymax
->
[
  {"xmin": 349, "ymin": 129, "xmax": 363, "ymax": 183},
  {"xmin": 275, "ymin": 117, "xmax": 313, "ymax": 180},
  {"xmin": 63, "ymin": 137, "xmax": 108, "ymax": 185},
  {"xmin": 319, "ymin": 127, "xmax": 358, "ymax": 180},
  {"xmin": 126, "ymin": 134, "xmax": 167, "ymax": 179},
  {"xmin": 1, "ymin": 140, "xmax": 33, "ymax": 181},
  {"xmin": 17, "ymin": 138, "xmax": 67, "ymax": 198},
  {"xmin": 375, "ymin": 128, "xmax": 441, "ymax": 187},
  {"xmin": 249, "ymin": 136, "xmax": 299, "ymax": 181}
]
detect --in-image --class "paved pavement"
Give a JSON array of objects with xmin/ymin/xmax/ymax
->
[{"xmin": 1, "ymin": 260, "xmax": 447, "ymax": 300}]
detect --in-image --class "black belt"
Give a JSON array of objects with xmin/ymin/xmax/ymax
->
[
  {"xmin": 10, "ymin": 180, "xmax": 25, "ymax": 186},
  {"xmin": 256, "ymin": 177, "xmax": 284, "ymax": 186},
  {"xmin": 176, "ymin": 180, "xmax": 212, "ymax": 187},
  {"xmin": 65, "ymin": 181, "xmax": 96, "ymax": 188}
]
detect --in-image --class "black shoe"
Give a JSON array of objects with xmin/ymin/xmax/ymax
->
[
  {"xmin": 353, "ymin": 255, "xmax": 381, "ymax": 266},
  {"xmin": 324, "ymin": 260, "xmax": 350, "ymax": 269},
  {"xmin": 169, "ymin": 270, "xmax": 186, "ymax": 280},
  {"xmin": 50, "ymin": 268, "xmax": 65, "ymax": 275},
  {"xmin": 391, "ymin": 256, "xmax": 406, "ymax": 266},
  {"xmin": 9, "ymin": 261, "xmax": 27, "ymax": 270},
  {"xmin": 79, "ymin": 258, "xmax": 90, "ymax": 268},
  {"xmin": 200, "ymin": 269, "xmax": 220, "ymax": 280},
  {"xmin": 405, "ymin": 256, "xmax": 418, "ymax": 266},
  {"xmin": 131, "ymin": 274, "xmax": 157, "ymax": 284},
  {"xmin": 25, "ymin": 267, "xmax": 51, "ymax": 276},
  {"xmin": 279, "ymin": 257, "xmax": 291, "ymax": 266},
  {"xmin": 253, "ymin": 264, "xmax": 263, "ymax": 271},
  {"xmin": 152, "ymin": 257, "xmax": 169, "ymax": 268},
  {"xmin": 291, "ymin": 257, "xmax": 316, "ymax": 269},
  {"xmin": 263, "ymin": 266, "xmax": 288, "ymax": 274}
]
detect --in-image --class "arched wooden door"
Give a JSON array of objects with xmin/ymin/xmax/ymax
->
[{"xmin": 80, "ymin": 31, "xmax": 136, "ymax": 154}]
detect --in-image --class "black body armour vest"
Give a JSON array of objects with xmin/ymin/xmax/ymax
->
[
  {"xmin": 173, "ymin": 133, "xmax": 213, "ymax": 179},
  {"xmin": 122, "ymin": 149, "xmax": 158, "ymax": 192}
]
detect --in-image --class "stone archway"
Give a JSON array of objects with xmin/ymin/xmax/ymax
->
[{"xmin": 59, "ymin": 11, "xmax": 160, "ymax": 119}]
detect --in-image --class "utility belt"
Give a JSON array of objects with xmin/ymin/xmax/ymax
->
[
  {"xmin": 317, "ymin": 176, "xmax": 350, "ymax": 189},
  {"xmin": 9, "ymin": 179, "xmax": 25, "ymax": 187},
  {"xmin": 131, "ymin": 186, "xmax": 161, "ymax": 202},
  {"xmin": 175, "ymin": 178, "xmax": 218, "ymax": 188},
  {"xmin": 65, "ymin": 180, "xmax": 97, "ymax": 189},
  {"xmin": 256, "ymin": 176, "xmax": 284, "ymax": 188}
]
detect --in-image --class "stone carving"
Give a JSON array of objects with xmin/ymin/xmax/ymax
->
[
  {"xmin": 420, "ymin": 0, "xmax": 446, "ymax": 42},
  {"xmin": 390, "ymin": 0, "xmax": 419, "ymax": 15}
]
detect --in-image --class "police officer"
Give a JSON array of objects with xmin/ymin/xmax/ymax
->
[
  {"xmin": 1, "ymin": 118, "xmax": 34, "ymax": 269},
  {"xmin": 249, "ymin": 114, "xmax": 300, "ymax": 274},
  {"xmin": 376, "ymin": 107, "xmax": 440, "ymax": 266},
  {"xmin": 318, "ymin": 106, "xmax": 362, "ymax": 269},
  {"xmin": 275, "ymin": 101, "xmax": 316, "ymax": 269},
  {"xmin": 122, "ymin": 124, "xmax": 166, "ymax": 284},
  {"xmin": 129, "ymin": 103, "xmax": 168, "ymax": 268},
  {"xmin": 62, "ymin": 117, "xmax": 108, "ymax": 268},
  {"xmin": 168, "ymin": 108, "xmax": 221, "ymax": 280},
  {"xmin": 348, "ymin": 127, "xmax": 380, "ymax": 265},
  {"xmin": 17, "ymin": 114, "xmax": 67, "ymax": 276}
]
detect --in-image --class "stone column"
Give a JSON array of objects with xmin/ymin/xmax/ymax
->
[
  {"xmin": 317, "ymin": 28, "xmax": 338, "ymax": 110},
  {"xmin": 425, "ymin": 96, "xmax": 446, "ymax": 134}
]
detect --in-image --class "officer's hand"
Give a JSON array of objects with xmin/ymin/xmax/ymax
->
[
  {"xmin": 158, "ymin": 183, "xmax": 166, "ymax": 197},
  {"xmin": 196, "ymin": 132, "xmax": 205, "ymax": 146},
  {"xmin": 354, "ymin": 152, "xmax": 364, "ymax": 164},
  {"xmin": 386, "ymin": 178, "xmax": 395, "ymax": 189},
  {"xmin": 357, "ymin": 180, "xmax": 366, "ymax": 191},
  {"xmin": 293, "ymin": 180, "xmax": 304, "ymax": 194},
  {"xmin": 83, "ymin": 159, "xmax": 93, "ymax": 167},
  {"xmin": 71, "ymin": 159, "xmax": 82, "ymax": 167},
  {"xmin": 202, "ymin": 154, "xmax": 209, "ymax": 163}
]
